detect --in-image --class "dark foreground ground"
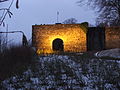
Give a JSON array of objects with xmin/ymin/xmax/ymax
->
[{"xmin": 0, "ymin": 49, "xmax": 120, "ymax": 90}]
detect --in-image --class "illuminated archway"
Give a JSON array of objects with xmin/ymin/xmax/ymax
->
[{"xmin": 52, "ymin": 38, "xmax": 64, "ymax": 51}]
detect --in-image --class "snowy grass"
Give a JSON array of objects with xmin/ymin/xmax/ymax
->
[{"xmin": 0, "ymin": 53, "xmax": 120, "ymax": 89}]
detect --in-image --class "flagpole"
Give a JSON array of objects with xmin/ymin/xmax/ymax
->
[{"xmin": 57, "ymin": 11, "xmax": 59, "ymax": 23}]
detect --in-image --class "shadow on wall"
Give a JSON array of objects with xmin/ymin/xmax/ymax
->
[{"xmin": 87, "ymin": 27, "xmax": 105, "ymax": 51}]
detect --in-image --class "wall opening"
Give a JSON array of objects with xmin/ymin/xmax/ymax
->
[{"xmin": 52, "ymin": 38, "xmax": 64, "ymax": 51}]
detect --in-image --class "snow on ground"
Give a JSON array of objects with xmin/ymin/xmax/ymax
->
[
  {"xmin": 1, "ymin": 54, "xmax": 120, "ymax": 90},
  {"xmin": 95, "ymin": 48, "xmax": 120, "ymax": 58}
]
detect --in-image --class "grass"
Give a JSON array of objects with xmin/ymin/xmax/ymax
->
[
  {"xmin": 98, "ymin": 56, "xmax": 120, "ymax": 60},
  {"xmin": 0, "ymin": 50, "xmax": 120, "ymax": 89}
]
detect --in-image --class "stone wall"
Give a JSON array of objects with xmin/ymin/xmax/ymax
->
[
  {"xmin": 87, "ymin": 27, "xmax": 105, "ymax": 51},
  {"xmin": 105, "ymin": 27, "xmax": 120, "ymax": 49},
  {"xmin": 32, "ymin": 24, "xmax": 87, "ymax": 53}
]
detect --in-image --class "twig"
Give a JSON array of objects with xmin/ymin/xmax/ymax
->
[{"xmin": 0, "ymin": 0, "xmax": 14, "ymax": 26}]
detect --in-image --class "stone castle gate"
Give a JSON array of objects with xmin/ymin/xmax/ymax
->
[{"xmin": 32, "ymin": 24, "xmax": 87, "ymax": 54}]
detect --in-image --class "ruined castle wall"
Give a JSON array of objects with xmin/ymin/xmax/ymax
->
[
  {"xmin": 87, "ymin": 27, "xmax": 105, "ymax": 51},
  {"xmin": 32, "ymin": 24, "xmax": 87, "ymax": 53},
  {"xmin": 105, "ymin": 27, "xmax": 120, "ymax": 49}
]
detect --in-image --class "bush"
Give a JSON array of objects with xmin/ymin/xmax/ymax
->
[{"xmin": 0, "ymin": 45, "xmax": 35, "ymax": 81}]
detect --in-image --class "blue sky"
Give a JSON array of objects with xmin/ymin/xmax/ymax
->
[{"xmin": 0, "ymin": 0, "xmax": 97, "ymax": 44}]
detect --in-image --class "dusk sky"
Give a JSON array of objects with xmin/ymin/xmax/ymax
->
[{"xmin": 0, "ymin": 0, "xmax": 97, "ymax": 44}]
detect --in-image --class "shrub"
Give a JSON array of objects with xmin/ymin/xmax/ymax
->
[{"xmin": 0, "ymin": 45, "xmax": 36, "ymax": 81}]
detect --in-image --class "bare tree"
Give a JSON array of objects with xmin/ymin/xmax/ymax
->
[
  {"xmin": 0, "ymin": 0, "xmax": 8, "ymax": 2},
  {"xmin": 0, "ymin": 0, "xmax": 19, "ymax": 50},
  {"xmin": 62, "ymin": 18, "xmax": 78, "ymax": 24},
  {"xmin": 0, "ymin": 0, "xmax": 19, "ymax": 26},
  {"xmin": 77, "ymin": 0, "xmax": 120, "ymax": 26}
]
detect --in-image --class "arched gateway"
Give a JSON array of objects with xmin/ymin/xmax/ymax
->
[{"xmin": 52, "ymin": 38, "xmax": 64, "ymax": 51}]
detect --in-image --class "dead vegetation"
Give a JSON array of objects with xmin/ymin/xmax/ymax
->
[{"xmin": 0, "ymin": 45, "xmax": 35, "ymax": 82}]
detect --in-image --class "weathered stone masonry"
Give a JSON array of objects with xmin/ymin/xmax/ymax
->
[
  {"xmin": 105, "ymin": 27, "xmax": 120, "ymax": 49},
  {"xmin": 32, "ymin": 24, "xmax": 120, "ymax": 54},
  {"xmin": 32, "ymin": 24, "xmax": 87, "ymax": 53},
  {"xmin": 87, "ymin": 27, "xmax": 120, "ymax": 50}
]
